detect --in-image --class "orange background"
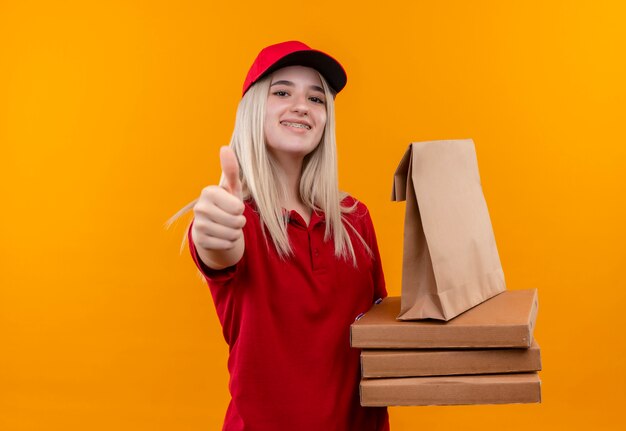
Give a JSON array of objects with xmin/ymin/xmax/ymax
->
[{"xmin": 1, "ymin": 0, "xmax": 625, "ymax": 429}]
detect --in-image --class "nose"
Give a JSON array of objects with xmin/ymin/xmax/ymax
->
[{"xmin": 291, "ymin": 92, "xmax": 309, "ymax": 115}]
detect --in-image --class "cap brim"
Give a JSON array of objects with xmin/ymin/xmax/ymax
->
[{"xmin": 259, "ymin": 50, "xmax": 347, "ymax": 94}]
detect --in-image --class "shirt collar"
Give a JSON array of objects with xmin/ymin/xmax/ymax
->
[
  {"xmin": 285, "ymin": 208, "xmax": 325, "ymax": 229},
  {"xmin": 247, "ymin": 198, "xmax": 325, "ymax": 228}
]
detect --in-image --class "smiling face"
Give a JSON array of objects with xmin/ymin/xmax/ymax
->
[{"xmin": 263, "ymin": 65, "xmax": 328, "ymax": 163}]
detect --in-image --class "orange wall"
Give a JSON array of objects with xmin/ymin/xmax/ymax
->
[{"xmin": 1, "ymin": 1, "xmax": 625, "ymax": 429}]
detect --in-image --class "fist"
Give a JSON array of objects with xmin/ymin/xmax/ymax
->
[{"xmin": 191, "ymin": 146, "xmax": 246, "ymax": 251}]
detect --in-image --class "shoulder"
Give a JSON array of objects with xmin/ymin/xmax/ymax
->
[
  {"xmin": 341, "ymin": 194, "xmax": 370, "ymax": 217},
  {"xmin": 340, "ymin": 194, "xmax": 373, "ymax": 231},
  {"xmin": 340, "ymin": 194, "xmax": 380, "ymax": 257}
]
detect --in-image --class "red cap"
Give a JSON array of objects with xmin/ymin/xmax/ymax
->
[{"xmin": 242, "ymin": 41, "xmax": 347, "ymax": 97}]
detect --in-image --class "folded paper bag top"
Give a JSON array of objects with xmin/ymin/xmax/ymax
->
[{"xmin": 392, "ymin": 139, "xmax": 506, "ymax": 321}]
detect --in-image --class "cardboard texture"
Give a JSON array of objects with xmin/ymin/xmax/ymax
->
[
  {"xmin": 392, "ymin": 139, "xmax": 506, "ymax": 321},
  {"xmin": 351, "ymin": 289, "xmax": 538, "ymax": 348},
  {"xmin": 360, "ymin": 373, "xmax": 541, "ymax": 406},
  {"xmin": 361, "ymin": 340, "xmax": 541, "ymax": 378}
]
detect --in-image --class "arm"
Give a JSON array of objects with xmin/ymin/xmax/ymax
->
[{"xmin": 363, "ymin": 206, "xmax": 387, "ymax": 300}]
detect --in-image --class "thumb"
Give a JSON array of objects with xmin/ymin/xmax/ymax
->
[{"xmin": 219, "ymin": 146, "xmax": 242, "ymax": 200}]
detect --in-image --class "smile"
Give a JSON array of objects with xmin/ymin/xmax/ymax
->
[{"xmin": 280, "ymin": 121, "xmax": 311, "ymax": 130}]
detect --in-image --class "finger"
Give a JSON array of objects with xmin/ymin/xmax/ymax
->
[
  {"xmin": 194, "ymin": 234, "xmax": 240, "ymax": 251},
  {"xmin": 194, "ymin": 219, "xmax": 244, "ymax": 243},
  {"xmin": 194, "ymin": 201, "xmax": 246, "ymax": 229},
  {"xmin": 198, "ymin": 186, "xmax": 244, "ymax": 215},
  {"xmin": 220, "ymin": 146, "xmax": 242, "ymax": 199}
]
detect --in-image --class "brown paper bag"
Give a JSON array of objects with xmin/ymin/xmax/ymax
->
[{"xmin": 392, "ymin": 139, "xmax": 505, "ymax": 321}]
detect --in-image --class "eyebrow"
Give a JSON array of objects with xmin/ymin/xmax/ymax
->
[{"xmin": 270, "ymin": 80, "xmax": 325, "ymax": 94}]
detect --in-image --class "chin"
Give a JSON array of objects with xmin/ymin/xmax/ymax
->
[{"xmin": 268, "ymin": 144, "xmax": 317, "ymax": 160}]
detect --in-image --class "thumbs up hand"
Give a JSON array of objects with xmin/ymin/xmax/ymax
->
[
  {"xmin": 219, "ymin": 146, "xmax": 243, "ymax": 200},
  {"xmin": 191, "ymin": 146, "xmax": 246, "ymax": 268}
]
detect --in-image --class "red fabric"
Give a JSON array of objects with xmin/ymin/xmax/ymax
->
[
  {"xmin": 241, "ymin": 40, "xmax": 347, "ymax": 96},
  {"xmin": 188, "ymin": 196, "xmax": 389, "ymax": 431}
]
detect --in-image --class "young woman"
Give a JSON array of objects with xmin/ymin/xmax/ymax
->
[{"xmin": 183, "ymin": 41, "xmax": 389, "ymax": 430}]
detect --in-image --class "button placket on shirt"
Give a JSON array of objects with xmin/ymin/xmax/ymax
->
[
  {"xmin": 287, "ymin": 209, "xmax": 325, "ymax": 271},
  {"xmin": 309, "ymin": 229, "xmax": 320, "ymax": 271},
  {"xmin": 309, "ymin": 213, "xmax": 325, "ymax": 272}
]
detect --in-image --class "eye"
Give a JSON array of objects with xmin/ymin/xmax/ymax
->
[
  {"xmin": 273, "ymin": 90, "xmax": 289, "ymax": 97},
  {"xmin": 309, "ymin": 96, "xmax": 326, "ymax": 104}
]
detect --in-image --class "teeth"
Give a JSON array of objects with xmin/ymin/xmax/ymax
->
[{"xmin": 281, "ymin": 121, "xmax": 310, "ymax": 130}]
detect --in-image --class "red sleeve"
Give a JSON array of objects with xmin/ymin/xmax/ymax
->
[
  {"xmin": 362, "ymin": 205, "xmax": 387, "ymax": 302},
  {"xmin": 187, "ymin": 219, "xmax": 239, "ymax": 283}
]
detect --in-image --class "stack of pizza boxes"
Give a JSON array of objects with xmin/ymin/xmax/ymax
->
[
  {"xmin": 350, "ymin": 140, "xmax": 541, "ymax": 406},
  {"xmin": 351, "ymin": 289, "xmax": 541, "ymax": 407},
  {"xmin": 350, "ymin": 289, "xmax": 541, "ymax": 406}
]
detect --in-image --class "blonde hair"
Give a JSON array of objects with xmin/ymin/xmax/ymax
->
[{"xmin": 168, "ymin": 70, "xmax": 370, "ymax": 266}]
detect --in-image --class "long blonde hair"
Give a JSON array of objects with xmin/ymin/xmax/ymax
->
[{"xmin": 168, "ymin": 70, "xmax": 370, "ymax": 266}]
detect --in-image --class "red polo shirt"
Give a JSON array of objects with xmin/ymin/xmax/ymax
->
[{"xmin": 188, "ymin": 196, "xmax": 389, "ymax": 431}]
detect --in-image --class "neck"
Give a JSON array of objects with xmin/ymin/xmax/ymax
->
[{"xmin": 271, "ymin": 153, "xmax": 305, "ymax": 208}]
